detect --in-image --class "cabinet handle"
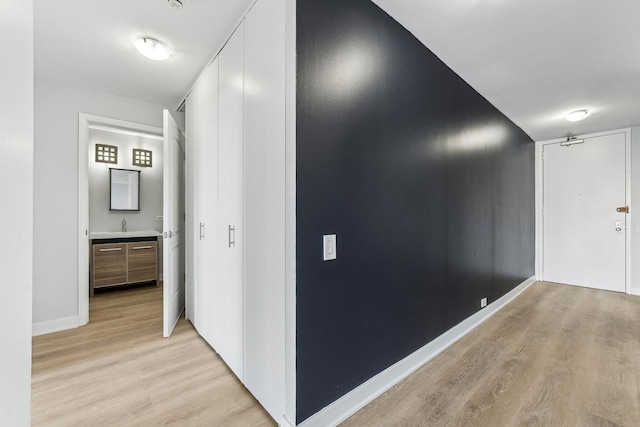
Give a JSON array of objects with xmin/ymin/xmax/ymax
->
[
  {"xmin": 229, "ymin": 225, "xmax": 235, "ymax": 248},
  {"xmin": 100, "ymin": 248, "xmax": 122, "ymax": 252},
  {"xmin": 131, "ymin": 246, "xmax": 153, "ymax": 250},
  {"xmin": 200, "ymin": 222, "xmax": 205, "ymax": 240}
]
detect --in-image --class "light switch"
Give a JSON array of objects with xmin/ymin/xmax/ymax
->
[{"xmin": 323, "ymin": 234, "xmax": 337, "ymax": 261}]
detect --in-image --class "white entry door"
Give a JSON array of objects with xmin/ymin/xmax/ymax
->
[
  {"xmin": 542, "ymin": 132, "xmax": 627, "ymax": 292},
  {"xmin": 163, "ymin": 110, "xmax": 186, "ymax": 337}
]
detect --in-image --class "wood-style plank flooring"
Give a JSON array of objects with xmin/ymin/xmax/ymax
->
[
  {"xmin": 343, "ymin": 281, "xmax": 640, "ymax": 427},
  {"xmin": 33, "ymin": 281, "xmax": 640, "ymax": 426},
  {"xmin": 32, "ymin": 285, "xmax": 276, "ymax": 426}
]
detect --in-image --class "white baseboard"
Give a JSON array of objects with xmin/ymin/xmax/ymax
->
[
  {"xmin": 298, "ymin": 276, "xmax": 537, "ymax": 427},
  {"xmin": 33, "ymin": 315, "xmax": 80, "ymax": 337},
  {"xmin": 279, "ymin": 415, "xmax": 296, "ymax": 427}
]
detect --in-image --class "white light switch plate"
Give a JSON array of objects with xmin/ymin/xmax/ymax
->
[{"xmin": 323, "ymin": 234, "xmax": 337, "ymax": 261}]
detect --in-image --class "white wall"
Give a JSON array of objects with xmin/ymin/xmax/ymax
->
[
  {"xmin": 0, "ymin": 0, "xmax": 33, "ymax": 425},
  {"xmin": 631, "ymin": 126, "xmax": 640, "ymax": 295},
  {"xmin": 34, "ymin": 78, "xmax": 168, "ymax": 327},
  {"xmin": 89, "ymin": 128, "xmax": 163, "ymax": 233}
]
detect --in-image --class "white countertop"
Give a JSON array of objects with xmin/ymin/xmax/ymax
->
[{"xmin": 90, "ymin": 230, "xmax": 161, "ymax": 240}]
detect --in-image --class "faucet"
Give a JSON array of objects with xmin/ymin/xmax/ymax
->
[{"xmin": 122, "ymin": 219, "xmax": 127, "ymax": 232}]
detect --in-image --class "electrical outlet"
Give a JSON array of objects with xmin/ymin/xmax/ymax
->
[{"xmin": 480, "ymin": 297, "xmax": 488, "ymax": 308}]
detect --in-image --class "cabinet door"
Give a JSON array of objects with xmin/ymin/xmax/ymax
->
[
  {"xmin": 127, "ymin": 241, "xmax": 157, "ymax": 283},
  {"xmin": 217, "ymin": 21, "xmax": 245, "ymax": 380},
  {"xmin": 93, "ymin": 243, "xmax": 127, "ymax": 288}
]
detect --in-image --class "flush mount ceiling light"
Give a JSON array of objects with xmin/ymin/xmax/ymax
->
[
  {"xmin": 565, "ymin": 109, "xmax": 591, "ymax": 122},
  {"xmin": 167, "ymin": 0, "xmax": 184, "ymax": 9},
  {"xmin": 134, "ymin": 38, "xmax": 171, "ymax": 61}
]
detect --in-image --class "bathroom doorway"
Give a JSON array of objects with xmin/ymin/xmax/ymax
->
[{"xmin": 78, "ymin": 113, "xmax": 184, "ymax": 332}]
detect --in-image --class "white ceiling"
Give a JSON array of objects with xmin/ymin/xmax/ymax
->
[
  {"xmin": 372, "ymin": 0, "xmax": 640, "ymax": 141},
  {"xmin": 36, "ymin": 0, "xmax": 640, "ymax": 141},
  {"xmin": 35, "ymin": 0, "xmax": 254, "ymax": 108}
]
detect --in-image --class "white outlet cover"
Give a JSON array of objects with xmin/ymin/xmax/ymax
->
[
  {"xmin": 481, "ymin": 297, "xmax": 488, "ymax": 308},
  {"xmin": 323, "ymin": 234, "xmax": 337, "ymax": 261}
]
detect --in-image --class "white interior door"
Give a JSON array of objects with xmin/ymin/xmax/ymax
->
[
  {"xmin": 217, "ymin": 22, "xmax": 245, "ymax": 379},
  {"xmin": 163, "ymin": 109, "xmax": 186, "ymax": 337},
  {"xmin": 543, "ymin": 132, "xmax": 626, "ymax": 292}
]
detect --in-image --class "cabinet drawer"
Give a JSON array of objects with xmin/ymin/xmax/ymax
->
[
  {"xmin": 93, "ymin": 243, "xmax": 127, "ymax": 288},
  {"xmin": 127, "ymin": 241, "xmax": 157, "ymax": 283}
]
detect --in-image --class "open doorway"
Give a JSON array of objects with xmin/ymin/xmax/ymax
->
[
  {"xmin": 88, "ymin": 123, "xmax": 163, "ymax": 325},
  {"xmin": 78, "ymin": 113, "xmax": 185, "ymax": 335}
]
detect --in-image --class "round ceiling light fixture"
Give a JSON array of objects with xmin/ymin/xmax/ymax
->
[
  {"xmin": 167, "ymin": 0, "xmax": 183, "ymax": 9},
  {"xmin": 134, "ymin": 38, "xmax": 171, "ymax": 61},
  {"xmin": 565, "ymin": 109, "xmax": 591, "ymax": 122}
]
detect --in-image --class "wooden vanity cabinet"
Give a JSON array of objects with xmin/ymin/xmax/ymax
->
[
  {"xmin": 93, "ymin": 243, "xmax": 127, "ymax": 289},
  {"xmin": 91, "ymin": 239, "xmax": 158, "ymax": 295},
  {"xmin": 127, "ymin": 242, "xmax": 157, "ymax": 283}
]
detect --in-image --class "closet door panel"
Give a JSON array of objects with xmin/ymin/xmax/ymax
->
[
  {"xmin": 185, "ymin": 85, "xmax": 200, "ymax": 326},
  {"xmin": 243, "ymin": 0, "xmax": 286, "ymax": 419},
  {"xmin": 196, "ymin": 58, "xmax": 220, "ymax": 348},
  {"xmin": 218, "ymin": 22, "xmax": 245, "ymax": 380}
]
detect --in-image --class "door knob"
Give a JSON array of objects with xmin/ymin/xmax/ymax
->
[{"xmin": 616, "ymin": 206, "xmax": 630, "ymax": 213}]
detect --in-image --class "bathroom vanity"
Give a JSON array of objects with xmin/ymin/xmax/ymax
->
[{"xmin": 89, "ymin": 231, "xmax": 161, "ymax": 295}]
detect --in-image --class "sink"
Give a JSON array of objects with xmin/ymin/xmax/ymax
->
[{"xmin": 90, "ymin": 230, "xmax": 161, "ymax": 239}]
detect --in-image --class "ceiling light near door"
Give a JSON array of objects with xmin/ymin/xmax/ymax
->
[
  {"xmin": 565, "ymin": 109, "xmax": 591, "ymax": 122},
  {"xmin": 134, "ymin": 38, "xmax": 171, "ymax": 61}
]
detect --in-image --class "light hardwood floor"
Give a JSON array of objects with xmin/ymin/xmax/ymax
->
[
  {"xmin": 32, "ymin": 285, "xmax": 276, "ymax": 426},
  {"xmin": 33, "ymin": 281, "xmax": 640, "ymax": 426},
  {"xmin": 343, "ymin": 281, "xmax": 640, "ymax": 427}
]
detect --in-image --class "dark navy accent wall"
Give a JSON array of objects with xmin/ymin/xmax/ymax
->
[{"xmin": 296, "ymin": 0, "xmax": 535, "ymax": 422}]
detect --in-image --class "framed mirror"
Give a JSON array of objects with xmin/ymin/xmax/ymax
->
[{"xmin": 110, "ymin": 168, "xmax": 140, "ymax": 211}]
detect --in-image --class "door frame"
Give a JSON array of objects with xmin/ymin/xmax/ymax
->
[
  {"xmin": 78, "ymin": 113, "xmax": 163, "ymax": 326},
  {"xmin": 535, "ymin": 127, "xmax": 632, "ymax": 294}
]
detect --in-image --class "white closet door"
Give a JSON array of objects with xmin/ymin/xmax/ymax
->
[
  {"xmin": 185, "ymin": 77, "xmax": 199, "ymax": 325},
  {"xmin": 194, "ymin": 59, "xmax": 220, "ymax": 347},
  {"xmin": 243, "ymin": 0, "xmax": 286, "ymax": 419},
  {"xmin": 218, "ymin": 22, "xmax": 245, "ymax": 380}
]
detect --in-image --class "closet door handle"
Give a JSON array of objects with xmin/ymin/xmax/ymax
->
[
  {"xmin": 100, "ymin": 248, "xmax": 122, "ymax": 252},
  {"xmin": 229, "ymin": 225, "xmax": 236, "ymax": 248}
]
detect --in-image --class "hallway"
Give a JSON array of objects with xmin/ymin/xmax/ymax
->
[
  {"xmin": 344, "ymin": 282, "xmax": 640, "ymax": 426},
  {"xmin": 31, "ymin": 286, "xmax": 274, "ymax": 426}
]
